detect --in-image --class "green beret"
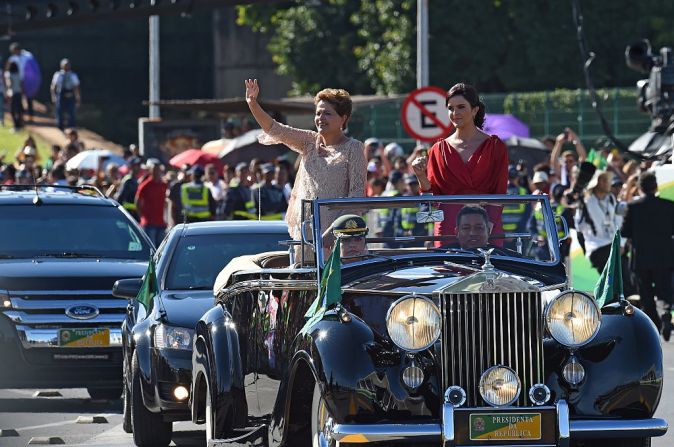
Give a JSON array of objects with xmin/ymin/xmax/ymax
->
[{"xmin": 332, "ymin": 214, "xmax": 368, "ymax": 238}]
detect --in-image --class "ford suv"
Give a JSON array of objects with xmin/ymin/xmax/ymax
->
[{"xmin": 0, "ymin": 185, "xmax": 153, "ymax": 399}]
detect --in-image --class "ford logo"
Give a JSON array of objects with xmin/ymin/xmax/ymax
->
[{"xmin": 65, "ymin": 304, "xmax": 100, "ymax": 320}]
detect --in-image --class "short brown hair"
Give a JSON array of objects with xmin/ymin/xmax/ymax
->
[{"xmin": 314, "ymin": 88, "xmax": 352, "ymax": 129}]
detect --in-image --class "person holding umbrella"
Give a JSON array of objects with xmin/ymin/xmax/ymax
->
[{"xmin": 244, "ymin": 79, "xmax": 366, "ymax": 243}]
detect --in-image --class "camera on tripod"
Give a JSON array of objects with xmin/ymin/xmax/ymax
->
[{"xmin": 625, "ymin": 39, "xmax": 674, "ymax": 158}]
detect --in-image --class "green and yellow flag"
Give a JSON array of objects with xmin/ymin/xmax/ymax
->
[
  {"xmin": 302, "ymin": 239, "xmax": 342, "ymax": 333},
  {"xmin": 594, "ymin": 231, "xmax": 623, "ymax": 308},
  {"xmin": 137, "ymin": 257, "xmax": 158, "ymax": 313}
]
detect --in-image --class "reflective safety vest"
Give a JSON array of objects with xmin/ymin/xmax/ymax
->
[
  {"xmin": 226, "ymin": 180, "xmax": 257, "ymax": 220},
  {"xmin": 400, "ymin": 203, "xmax": 432, "ymax": 235},
  {"xmin": 119, "ymin": 174, "xmax": 137, "ymax": 211},
  {"xmin": 181, "ymin": 183, "xmax": 211, "ymax": 219},
  {"xmin": 502, "ymin": 186, "xmax": 528, "ymax": 232},
  {"xmin": 534, "ymin": 203, "xmax": 565, "ymax": 239}
]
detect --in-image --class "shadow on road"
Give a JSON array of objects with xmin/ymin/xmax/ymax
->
[{"xmin": 0, "ymin": 397, "xmax": 121, "ymax": 413}]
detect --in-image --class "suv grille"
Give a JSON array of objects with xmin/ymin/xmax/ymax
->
[
  {"xmin": 441, "ymin": 291, "xmax": 544, "ymax": 407},
  {"xmin": 3, "ymin": 290, "xmax": 126, "ymax": 350}
]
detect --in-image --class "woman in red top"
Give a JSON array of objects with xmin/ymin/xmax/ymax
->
[{"xmin": 412, "ymin": 83, "xmax": 509, "ymax": 240}]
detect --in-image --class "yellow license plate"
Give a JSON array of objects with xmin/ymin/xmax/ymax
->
[
  {"xmin": 58, "ymin": 328, "xmax": 110, "ymax": 347},
  {"xmin": 469, "ymin": 412, "xmax": 542, "ymax": 441}
]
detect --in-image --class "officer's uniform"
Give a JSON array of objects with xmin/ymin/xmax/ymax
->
[
  {"xmin": 331, "ymin": 215, "xmax": 369, "ymax": 262},
  {"xmin": 223, "ymin": 178, "xmax": 256, "ymax": 220},
  {"xmin": 181, "ymin": 166, "xmax": 216, "ymax": 223},
  {"xmin": 251, "ymin": 164, "xmax": 287, "ymax": 220},
  {"xmin": 332, "ymin": 214, "xmax": 368, "ymax": 238},
  {"xmin": 114, "ymin": 157, "xmax": 142, "ymax": 221}
]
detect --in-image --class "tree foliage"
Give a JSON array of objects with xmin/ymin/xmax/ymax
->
[{"xmin": 237, "ymin": 0, "xmax": 674, "ymax": 96}]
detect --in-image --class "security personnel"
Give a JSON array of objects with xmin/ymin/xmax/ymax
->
[
  {"xmin": 114, "ymin": 157, "xmax": 142, "ymax": 221},
  {"xmin": 251, "ymin": 163, "xmax": 287, "ymax": 220},
  {"xmin": 400, "ymin": 174, "xmax": 430, "ymax": 245},
  {"xmin": 180, "ymin": 165, "xmax": 216, "ymax": 223},
  {"xmin": 378, "ymin": 170, "xmax": 406, "ymax": 247},
  {"xmin": 223, "ymin": 162, "xmax": 256, "ymax": 220},
  {"xmin": 530, "ymin": 184, "xmax": 567, "ymax": 261},
  {"xmin": 331, "ymin": 214, "xmax": 369, "ymax": 262},
  {"xmin": 503, "ymin": 166, "xmax": 531, "ymax": 235}
]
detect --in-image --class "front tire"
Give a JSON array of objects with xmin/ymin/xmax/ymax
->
[
  {"xmin": 122, "ymin": 355, "xmax": 132, "ymax": 433},
  {"xmin": 131, "ymin": 351, "xmax": 172, "ymax": 446},
  {"xmin": 311, "ymin": 383, "xmax": 335, "ymax": 447}
]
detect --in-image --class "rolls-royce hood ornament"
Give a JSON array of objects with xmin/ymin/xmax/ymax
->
[{"xmin": 477, "ymin": 248, "xmax": 495, "ymax": 271}]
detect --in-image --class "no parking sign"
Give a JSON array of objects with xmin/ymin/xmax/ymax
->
[{"xmin": 401, "ymin": 86, "xmax": 454, "ymax": 142}]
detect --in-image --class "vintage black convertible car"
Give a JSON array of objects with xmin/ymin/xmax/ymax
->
[{"xmin": 190, "ymin": 195, "xmax": 667, "ymax": 447}]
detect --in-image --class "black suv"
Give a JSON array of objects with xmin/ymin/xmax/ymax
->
[{"xmin": 0, "ymin": 185, "xmax": 153, "ymax": 399}]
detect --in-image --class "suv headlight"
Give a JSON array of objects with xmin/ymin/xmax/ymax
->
[
  {"xmin": 386, "ymin": 295, "xmax": 441, "ymax": 351},
  {"xmin": 153, "ymin": 324, "xmax": 194, "ymax": 350},
  {"xmin": 545, "ymin": 291, "xmax": 601, "ymax": 348}
]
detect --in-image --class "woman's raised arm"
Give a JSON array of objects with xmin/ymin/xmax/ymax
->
[
  {"xmin": 245, "ymin": 79, "xmax": 273, "ymax": 131},
  {"xmin": 245, "ymin": 79, "xmax": 316, "ymax": 154}
]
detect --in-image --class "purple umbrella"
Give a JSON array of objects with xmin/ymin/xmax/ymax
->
[{"xmin": 483, "ymin": 114, "xmax": 529, "ymax": 140}]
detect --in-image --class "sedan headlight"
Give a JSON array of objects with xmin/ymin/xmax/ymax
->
[
  {"xmin": 545, "ymin": 291, "xmax": 601, "ymax": 348},
  {"xmin": 386, "ymin": 295, "xmax": 441, "ymax": 351},
  {"xmin": 153, "ymin": 324, "xmax": 194, "ymax": 350}
]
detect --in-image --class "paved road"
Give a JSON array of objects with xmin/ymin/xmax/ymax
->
[{"xmin": 2, "ymin": 343, "xmax": 674, "ymax": 446}]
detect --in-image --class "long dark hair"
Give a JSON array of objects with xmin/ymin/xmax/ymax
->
[{"xmin": 446, "ymin": 83, "xmax": 486, "ymax": 129}]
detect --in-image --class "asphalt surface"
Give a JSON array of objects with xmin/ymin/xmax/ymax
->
[{"xmin": 1, "ymin": 343, "xmax": 673, "ymax": 446}]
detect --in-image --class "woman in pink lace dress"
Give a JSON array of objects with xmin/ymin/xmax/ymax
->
[{"xmin": 245, "ymin": 79, "xmax": 367, "ymax": 242}]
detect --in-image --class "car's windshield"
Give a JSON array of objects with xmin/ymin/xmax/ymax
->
[
  {"xmin": 304, "ymin": 195, "xmax": 562, "ymax": 266},
  {"xmin": 165, "ymin": 232, "xmax": 290, "ymax": 290},
  {"xmin": 0, "ymin": 204, "xmax": 151, "ymax": 260}
]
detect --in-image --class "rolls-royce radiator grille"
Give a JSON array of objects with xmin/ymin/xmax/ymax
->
[{"xmin": 441, "ymin": 292, "xmax": 544, "ymax": 407}]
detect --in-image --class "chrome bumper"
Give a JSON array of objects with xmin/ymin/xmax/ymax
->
[
  {"xmin": 15, "ymin": 325, "xmax": 123, "ymax": 349},
  {"xmin": 328, "ymin": 401, "xmax": 667, "ymax": 446}
]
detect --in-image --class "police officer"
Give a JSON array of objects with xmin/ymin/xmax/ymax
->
[
  {"xmin": 180, "ymin": 165, "xmax": 216, "ymax": 223},
  {"xmin": 331, "ymin": 214, "xmax": 369, "ymax": 262},
  {"xmin": 251, "ymin": 163, "xmax": 287, "ymax": 220},
  {"xmin": 115, "ymin": 157, "xmax": 142, "ymax": 221},
  {"xmin": 400, "ymin": 174, "xmax": 430, "ymax": 245},
  {"xmin": 503, "ymin": 166, "xmax": 531, "ymax": 251},
  {"xmin": 223, "ymin": 162, "xmax": 256, "ymax": 220},
  {"xmin": 378, "ymin": 170, "xmax": 406, "ymax": 247}
]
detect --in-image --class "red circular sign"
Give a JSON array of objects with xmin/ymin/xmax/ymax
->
[{"xmin": 401, "ymin": 86, "xmax": 454, "ymax": 142}]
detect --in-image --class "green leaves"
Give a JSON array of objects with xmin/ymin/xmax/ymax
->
[{"xmin": 237, "ymin": 1, "xmax": 671, "ymax": 96}]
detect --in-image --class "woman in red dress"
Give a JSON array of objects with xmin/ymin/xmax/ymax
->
[{"xmin": 412, "ymin": 83, "xmax": 509, "ymax": 240}]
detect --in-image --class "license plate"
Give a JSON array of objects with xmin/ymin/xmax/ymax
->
[
  {"xmin": 58, "ymin": 328, "xmax": 110, "ymax": 347},
  {"xmin": 469, "ymin": 412, "xmax": 542, "ymax": 441}
]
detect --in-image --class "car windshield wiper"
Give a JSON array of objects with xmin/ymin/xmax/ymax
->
[
  {"xmin": 186, "ymin": 286, "xmax": 213, "ymax": 290},
  {"xmin": 34, "ymin": 252, "xmax": 101, "ymax": 258}
]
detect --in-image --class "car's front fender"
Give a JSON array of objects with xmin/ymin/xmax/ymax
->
[{"xmin": 546, "ymin": 303, "xmax": 663, "ymax": 418}]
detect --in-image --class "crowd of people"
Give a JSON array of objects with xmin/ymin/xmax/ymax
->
[{"xmin": 0, "ymin": 79, "xmax": 671, "ymax": 339}]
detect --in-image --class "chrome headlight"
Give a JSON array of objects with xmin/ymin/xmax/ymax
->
[
  {"xmin": 154, "ymin": 324, "xmax": 194, "ymax": 350},
  {"xmin": 545, "ymin": 291, "xmax": 601, "ymax": 348},
  {"xmin": 386, "ymin": 295, "xmax": 441, "ymax": 351},
  {"xmin": 479, "ymin": 365, "xmax": 521, "ymax": 407}
]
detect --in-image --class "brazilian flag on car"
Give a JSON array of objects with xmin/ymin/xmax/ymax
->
[
  {"xmin": 594, "ymin": 231, "xmax": 622, "ymax": 307},
  {"xmin": 137, "ymin": 257, "xmax": 158, "ymax": 313},
  {"xmin": 301, "ymin": 239, "xmax": 342, "ymax": 334}
]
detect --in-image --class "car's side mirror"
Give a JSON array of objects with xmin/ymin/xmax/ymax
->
[{"xmin": 112, "ymin": 278, "xmax": 143, "ymax": 300}]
